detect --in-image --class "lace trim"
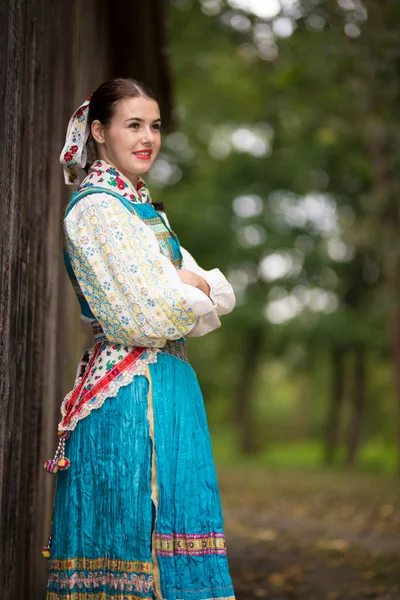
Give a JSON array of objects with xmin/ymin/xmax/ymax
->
[{"xmin": 58, "ymin": 348, "xmax": 161, "ymax": 432}]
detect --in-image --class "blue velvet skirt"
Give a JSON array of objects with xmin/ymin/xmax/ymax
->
[{"xmin": 46, "ymin": 353, "xmax": 235, "ymax": 600}]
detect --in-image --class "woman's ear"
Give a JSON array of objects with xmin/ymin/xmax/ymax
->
[{"xmin": 91, "ymin": 120, "xmax": 106, "ymax": 145}]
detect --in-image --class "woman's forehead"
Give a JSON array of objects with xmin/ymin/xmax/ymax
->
[{"xmin": 114, "ymin": 96, "xmax": 160, "ymax": 121}]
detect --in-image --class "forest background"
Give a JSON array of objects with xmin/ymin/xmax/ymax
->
[{"xmin": 152, "ymin": 0, "xmax": 400, "ymax": 476}]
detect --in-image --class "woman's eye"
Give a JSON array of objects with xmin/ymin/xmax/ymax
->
[
  {"xmin": 152, "ymin": 123, "xmax": 161, "ymax": 132},
  {"xmin": 129, "ymin": 122, "xmax": 140, "ymax": 129}
]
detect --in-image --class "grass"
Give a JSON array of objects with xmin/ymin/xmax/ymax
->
[{"xmin": 211, "ymin": 428, "xmax": 398, "ymax": 476}]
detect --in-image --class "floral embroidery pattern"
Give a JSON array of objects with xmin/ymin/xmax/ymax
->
[
  {"xmin": 47, "ymin": 557, "xmax": 154, "ymax": 598},
  {"xmin": 59, "ymin": 95, "xmax": 94, "ymax": 185},
  {"xmin": 59, "ymin": 346, "xmax": 161, "ymax": 432},
  {"xmin": 60, "ymin": 343, "xmax": 146, "ymax": 430},
  {"xmin": 130, "ymin": 206, "xmax": 182, "ymax": 270},
  {"xmin": 47, "ymin": 593, "xmax": 149, "ymax": 600},
  {"xmin": 49, "ymin": 557, "xmax": 152, "ymax": 573},
  {"xmin": 47, "ymin": 568, "xmax": 153, "ymax": 595},
  {"xmin": 81, "ymin": 160, "xmax": 151, "ymax": 204},
  {"xmin": 154, "ymin": 532, "xmax": 227, "ymax": 557}
]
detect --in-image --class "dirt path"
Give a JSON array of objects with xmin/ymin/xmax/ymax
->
[{"xmin": 217, "ymin": 467, "xmax": 400, "ymax": 599}]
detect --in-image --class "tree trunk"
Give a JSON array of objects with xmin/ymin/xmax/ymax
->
[
  {"xmin": 323, "ymin": 347, "xmax": 345, "ymax": 465},
  {"xmin": 235, "ymin": 327, "xmax": 263, "ymax": 454},
  {"xmin": 0, "ymin": 2, "xmax": 173, "ymax": 598},
  {"xmin": 293, "ymin": 349, "xmax": 313, "ymax": 440},
  {"xmin": 391, "ymin": 309, "xmax": 400, "ymax": 476},
  {"xmin": 346, "ymin": 348, "xmax": 366, "ymax": 466}
]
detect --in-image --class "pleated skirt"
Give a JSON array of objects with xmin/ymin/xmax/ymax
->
[{"xmin": 46, "ymin": 352, "xmax": 235, "ymax": 600}]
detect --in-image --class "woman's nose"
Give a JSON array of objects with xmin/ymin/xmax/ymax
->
[{"xmin": 140, "ymin": 127, "xmax": 155, "ymax": 144}]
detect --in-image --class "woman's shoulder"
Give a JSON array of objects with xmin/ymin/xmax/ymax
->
[
  {"xmin": 63, "ymin": 189, "xmax": 157, "ymax": 242},
  {"xmin": 64, "ymin": 187, "xmax": 118, "ymax": 220}
]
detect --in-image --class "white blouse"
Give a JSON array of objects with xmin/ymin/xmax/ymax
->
[{"xmin": 64, "ymin": 193, "xmax": 235, "ymax": 348}]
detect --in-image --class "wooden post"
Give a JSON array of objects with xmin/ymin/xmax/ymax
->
[{"xmin": 0, "ymin": 1, "xmax": 173, "ymax": 598}]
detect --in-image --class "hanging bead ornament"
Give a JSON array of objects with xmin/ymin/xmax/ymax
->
[
  {"xmin": 41, "ymin": 534, "xmax": 52, "ymax": 559},
  {"xmin": 41, "ymin": 507, "xmax": 54, "ymax": 559},
  {"xmin": 44, "ymin": 431, "xmax": 71, "ymax": 474}
]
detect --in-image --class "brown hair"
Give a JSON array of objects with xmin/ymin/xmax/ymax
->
[{"xmin": 88, "ymin": 78, "xmax": 158, "ymax": 127}]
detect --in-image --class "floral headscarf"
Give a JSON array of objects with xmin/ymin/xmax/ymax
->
[{"xmin": 60, "ymin": 95, "xmax": 96, "ymax": 185}]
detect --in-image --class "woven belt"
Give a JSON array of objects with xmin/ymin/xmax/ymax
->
[{"xmin": 91, "ymin": 322, "xmax": 188, "ymax": 362}]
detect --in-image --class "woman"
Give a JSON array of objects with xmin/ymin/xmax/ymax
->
[{"xmin": 44, "ymin": 78, "xmax": 236, "ymax": 600}]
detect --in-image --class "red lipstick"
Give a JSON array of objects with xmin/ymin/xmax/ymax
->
[{"xmin": 133, "ymin": 149, "xmax": 152, "ymax": 160}]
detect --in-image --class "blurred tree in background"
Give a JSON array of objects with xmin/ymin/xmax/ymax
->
[{"xmin": 149, "ymin": 0, "xmax": 400, "ymax": 474}]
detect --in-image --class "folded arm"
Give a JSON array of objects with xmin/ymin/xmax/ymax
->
[
  {"xmin": 64, "ymin": 193, "xmax": 215, "ymax": 347},
  {"xmin": 180, "ymin": 247, "xmax": 236, "ymax": 338}
]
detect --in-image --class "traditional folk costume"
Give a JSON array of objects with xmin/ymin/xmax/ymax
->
[{"xmin": 44, "ymin": 97, "xmax": 236, "ymax": 600}]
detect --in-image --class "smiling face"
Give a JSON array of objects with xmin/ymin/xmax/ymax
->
[{"xmin": 91, "ymin": 95, "xmax": 161, "ymax": 185}]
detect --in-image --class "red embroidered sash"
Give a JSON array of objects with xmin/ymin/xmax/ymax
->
[{"xmin": 60, "ymin": 344, "xmax": 147, "ymax": 429}]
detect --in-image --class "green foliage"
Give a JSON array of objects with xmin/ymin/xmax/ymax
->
[
  {"xmin": 152, "ymin": 0, "xmax": 400, "ymax": 472},
  {"xmin": 212, "ymin": 434, "xmax": 398, "ymax": 475}
]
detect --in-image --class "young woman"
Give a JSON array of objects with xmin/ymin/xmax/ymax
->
[{"xmin": 44, "ymin": 78, "xmax": 236, "ymax": 600}]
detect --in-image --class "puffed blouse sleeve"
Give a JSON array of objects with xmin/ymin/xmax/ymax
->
[
  {"xmin": 64, "ymin": 193, "xmax": 215, "ymax": 347},
  {"xmin": 181, "ymin": 248, "xmax": 236, "ymax": 317},
  {"xmin": 180, "ymin": 247, "xmax": 236, "ymax": 338}
]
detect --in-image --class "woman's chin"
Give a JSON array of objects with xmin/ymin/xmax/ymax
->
[{"xmin": 128, "ymin": 159, "xmax": 153, "ymax": 176}]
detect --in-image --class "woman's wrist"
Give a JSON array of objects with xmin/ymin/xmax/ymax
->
[
  {"xmin": 196, "ymin": 276, "xmax": 211, "ymax": 298},
  {"xmin": 178, "ymin": 269, "xmax": 211, "ymax": 298}
]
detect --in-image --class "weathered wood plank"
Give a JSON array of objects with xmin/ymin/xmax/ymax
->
[{"xmin": 0, "ymin": 2, "xmax": 172, "ymax": 597}]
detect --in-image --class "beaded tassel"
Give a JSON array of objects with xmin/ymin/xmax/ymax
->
[
  {"xmin": 42, "ymin": 433, "xmax": 71, "ymax": 557},
  {"xmin": 41, "ymin": 534, "xmax": 52, "ymax": 559},
  {"xmin": 41, "ymin": 507, "xmax": 54, "ymax": 559},
  {"xmin": 44, "ymin": 431, "xmax": 71, "ymax": 474}
]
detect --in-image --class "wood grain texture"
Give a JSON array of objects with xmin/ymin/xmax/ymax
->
[{"xmin": 0, "ymin": 2, "xmax": 172, "ymax": 598}]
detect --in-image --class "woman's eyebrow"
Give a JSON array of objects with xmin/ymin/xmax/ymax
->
[{"xmin": 124, "ymin": 117, "xmax": 162, "ymax": 123}]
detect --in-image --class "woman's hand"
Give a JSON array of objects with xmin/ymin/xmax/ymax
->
[{"xmin": 178, "ymin": 269, "xmax": 211, "ymax": 298}]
